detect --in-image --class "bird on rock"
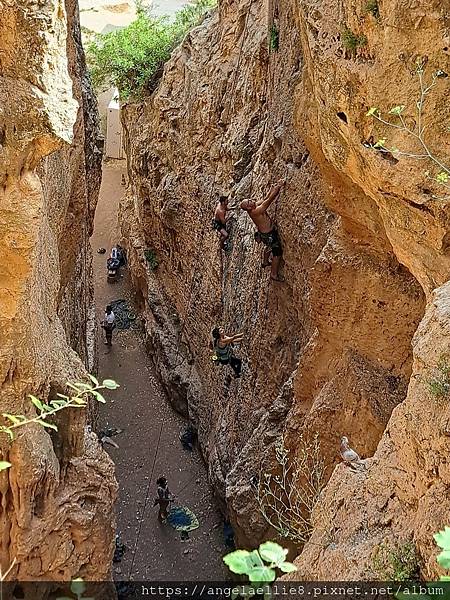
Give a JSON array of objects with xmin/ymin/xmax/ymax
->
[{"xmin": 340, "ymin": 436, "xmax": 365, "ymax": 470}]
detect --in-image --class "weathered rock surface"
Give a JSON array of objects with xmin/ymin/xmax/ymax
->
[
  {"xmin": 0, "ymin": 0, "xmax": 116, "ymax": 586},
  {"xmin": 120, "ymin": 0, "xmax": 450, "ymax": 563}
]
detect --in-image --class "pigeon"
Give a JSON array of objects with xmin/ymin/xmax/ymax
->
[{"xmin": 340, "ymin": 436, "xmax": 365, "ymax": 470}]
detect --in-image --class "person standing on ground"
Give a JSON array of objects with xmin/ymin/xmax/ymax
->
[
  {"xmin": 240, "ymin": 179, "xmax": 285, "ymax": 281},
  {"xmin": 154, "ymin": 476, "xmax": 175, "ymax": 522},
  {"xmin": 102, "ymin": 304, "xmax": 116, "ymax": 346},
  {"xmin": 211, "ymin": 327, "xmax": 244, "ymax": 378}
]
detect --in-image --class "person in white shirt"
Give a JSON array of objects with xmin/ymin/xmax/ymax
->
[{"xmin": 102, "ymin": 305, "xmax": 116, "ymax": 346}]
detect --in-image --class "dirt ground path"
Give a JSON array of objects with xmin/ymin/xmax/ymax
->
[{"xmin": 90, "ymin": 160, "xmax": 228, "ymax": 581}]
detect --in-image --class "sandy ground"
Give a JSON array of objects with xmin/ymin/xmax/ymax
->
[{"xmin": 90, "ymin": 161, "xmax": 228, "ymax": 580}]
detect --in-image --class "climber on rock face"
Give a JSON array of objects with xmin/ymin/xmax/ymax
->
[
  {"xmin": 211, "ymin": 326, "xmax": 243, "ymax": 378},
  {"xmin": 212, "ymin": 195, "xmax": 236, "ymax": 251},
  {"xmin": 240, "ymin": 180, "xmax": 285, "ymax": 282}
]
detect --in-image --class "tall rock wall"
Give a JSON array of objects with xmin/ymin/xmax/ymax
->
[
  {"xmin": 121, "ymin": 0, "xmax": 449, "ymax": 574},
  {"xmin": 0, "ymin": 0, "xmax": 116, "ymax": 586}
]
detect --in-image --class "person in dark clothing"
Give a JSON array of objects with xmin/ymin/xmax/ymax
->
[
  {"xmin": 154, "ymin": 476, "xmax": 175, "ymax": 521},
  {"xmin": 212, "ymin": 196, "xmax": 237, "ymax": 250},
  {"xmin": 211, "ymin": 327, "xmax": 244, "ymax": 378},
  {"xmin": 101, "ymin": 304, "xmax": 116, "ymax": 346}
]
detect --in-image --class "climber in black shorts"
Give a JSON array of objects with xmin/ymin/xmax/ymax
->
[
  {"xmin": 212, "ymin": 195, "xmax": 237, "ymax": 251},
  {"xmin": 241, "ymin": 179, "xmax": 285, "ymax": 281},
  {"xmin": 255, "ymin": 228, "xmax": 283, "ymax": 267}
]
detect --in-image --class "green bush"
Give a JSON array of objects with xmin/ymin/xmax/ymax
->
[
  {"xmin": 87, "ymin": 0, "xmax": 216, "ymax": 99},
  {"xmin": 427, "ymin": 355, "xmax": 450, "ymax": 401},
  {"xmin": 341, "ymin": 26, "xmax": 367, "ymax": 52}
]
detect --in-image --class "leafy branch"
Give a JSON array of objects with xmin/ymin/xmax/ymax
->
[
  {"xmin": 223, "ymin": 541, "xmax": 296, "ymax": 583},
  {"xmin": 0, "ymin": 376, "xmax": 119, "ymax": 472},
  {"xmin": 366, "ymin": 63, "xmax": 450, "ymax": 199},
  {"xmin": 254, "ymin": 435, "xmax": 325, "ymax": 546}
]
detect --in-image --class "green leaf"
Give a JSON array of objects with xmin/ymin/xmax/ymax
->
[
  {"xmin": 0, "ymin": 461, "xmax": 12, "ymax": 472},
  {"xmin": 279, "ymin": 561, "xmax": 297, "ymax": 573},
  {"xmin": 437, "ymin": 550, "xmax": 450, "ymax": 569},
  {"xmin": 3, "ymin": 414, "xmax": 23, "ymax": 425},
  {"xmin": 258, "ymin": 541, "xmax": 288, "ymax": 565},
  {"xmin": 223, "ymin": 550, "xmax": 252, "ymax": 574},
  {"xmin": 102, "ymin": 379, "xmax": 119, "ymax": 390},
  {"xmin": 50, "ymin": 400, "xmax": 68, "ymax": 408},
  {"xmin": 374, "ymin": 138, "xmax": 387, "ymax": 149},
  {"xmin": 434, "ymin": 527, "xmax": 450, "ymax": 550},
  {"xmin": 71, "ymin": 579, "xmax": 86, "ymax": 595},
  {"xmin": 248, "ymin": 549, "xmax": 264, "ymax": 568},
  {"xmin": 389, "ymin": 105, "xmax": 405, "ymax": 115},
  {"xmin": 72, "ymin": 397, "xmax": 87, "ymax": 405},
  {"xmin": 91, "ymin": 390, "xmax": 106, "ymax": 404},
  {"xmin": 248, "ymin": 566, "xmax": 276, "ymax": 582},
  {"xmin": 366, "ymin": 106, "xmax": 379, "ymax": 117},
  {"xmin": 29, "ymin": 395, "xmax": 44, "ymax": 412},
  {"xmin": 3, "ymin": 428, "xmax": 15, "ymax": 440},
  {"xmin": 436, "ymin": 172, "xmax": 449, "ymax": 184},
  {"xmin": 88, "ymin": 374, "xmax": 99, "ymax": 386},
  {"xmin": 35, "ymin": 419, "xmax": 58, "ymax": 431},
  {"xmin": 55, "ymin": 597, "xmax": 73, "ymax": 600}
]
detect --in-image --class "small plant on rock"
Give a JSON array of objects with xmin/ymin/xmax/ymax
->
[
  {"xmin": 364, "ymin": 0, "xmax": 380, "ymax": 19},
  {"xmin": 372, "ymin": 540, "xmax": 419, "ymax": 581},
  {"xmin": 366, "ymin": 61, "xmax": 450, "ymax": 199},
  {"xmin": 341, "ymin": 26, "xmax": 367, "ymax": 53},
  {"xmin": 223, "ymin": 541, "xmax": 296, "ymax": 583},
  {"xmin": 426, "ymin": 355, "xmax": 450, "ymax": 402},
  {"xmin": 144, "ymin": 248, "xmax": 159, "ymax": 270},
  {"xmin": 269, "ymin": 23, "xmax": 280, "ymax": 52},
  {"xmin": 254, "ymin": 435, "xmax": 325, "ymax": 546},
  {"xmin": 0, "ymin": 377, "xmax": 119, "ymax": 472}
]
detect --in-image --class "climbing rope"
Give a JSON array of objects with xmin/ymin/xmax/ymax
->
[{"xmin": 127, "ymin": 419, "xmax": 164, "ymax": 580}]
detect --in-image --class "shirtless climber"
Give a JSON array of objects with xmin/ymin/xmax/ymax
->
[
  {"xmin": 240, "ymin": 180, "xmax": 285, "ymax": 281},
  {"xmin": 212, "ymin": 195, "xmax": 237, "ymax": 251}
]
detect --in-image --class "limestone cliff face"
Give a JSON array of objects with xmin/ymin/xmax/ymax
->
[
  {"xmin": 121, "ymin": 0, "xmax": 448, "ymax": 574},
  {"xmin": 0, "ymin": 0, "xmax": 116, "ymax": 585}
]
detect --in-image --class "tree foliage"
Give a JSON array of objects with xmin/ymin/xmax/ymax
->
[{"xmin": 87, "ymin": 0, "xmax": 216, "ymax": 99}]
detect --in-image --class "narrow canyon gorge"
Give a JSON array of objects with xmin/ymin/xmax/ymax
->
[{"xmin": 1, "ymin": 0, "xmax": 450, "ymax": 588}]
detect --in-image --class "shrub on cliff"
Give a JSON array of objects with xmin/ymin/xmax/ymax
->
[{"xmin": 87, "ymin": 0, "xmax": 216, "ymax": 100}]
